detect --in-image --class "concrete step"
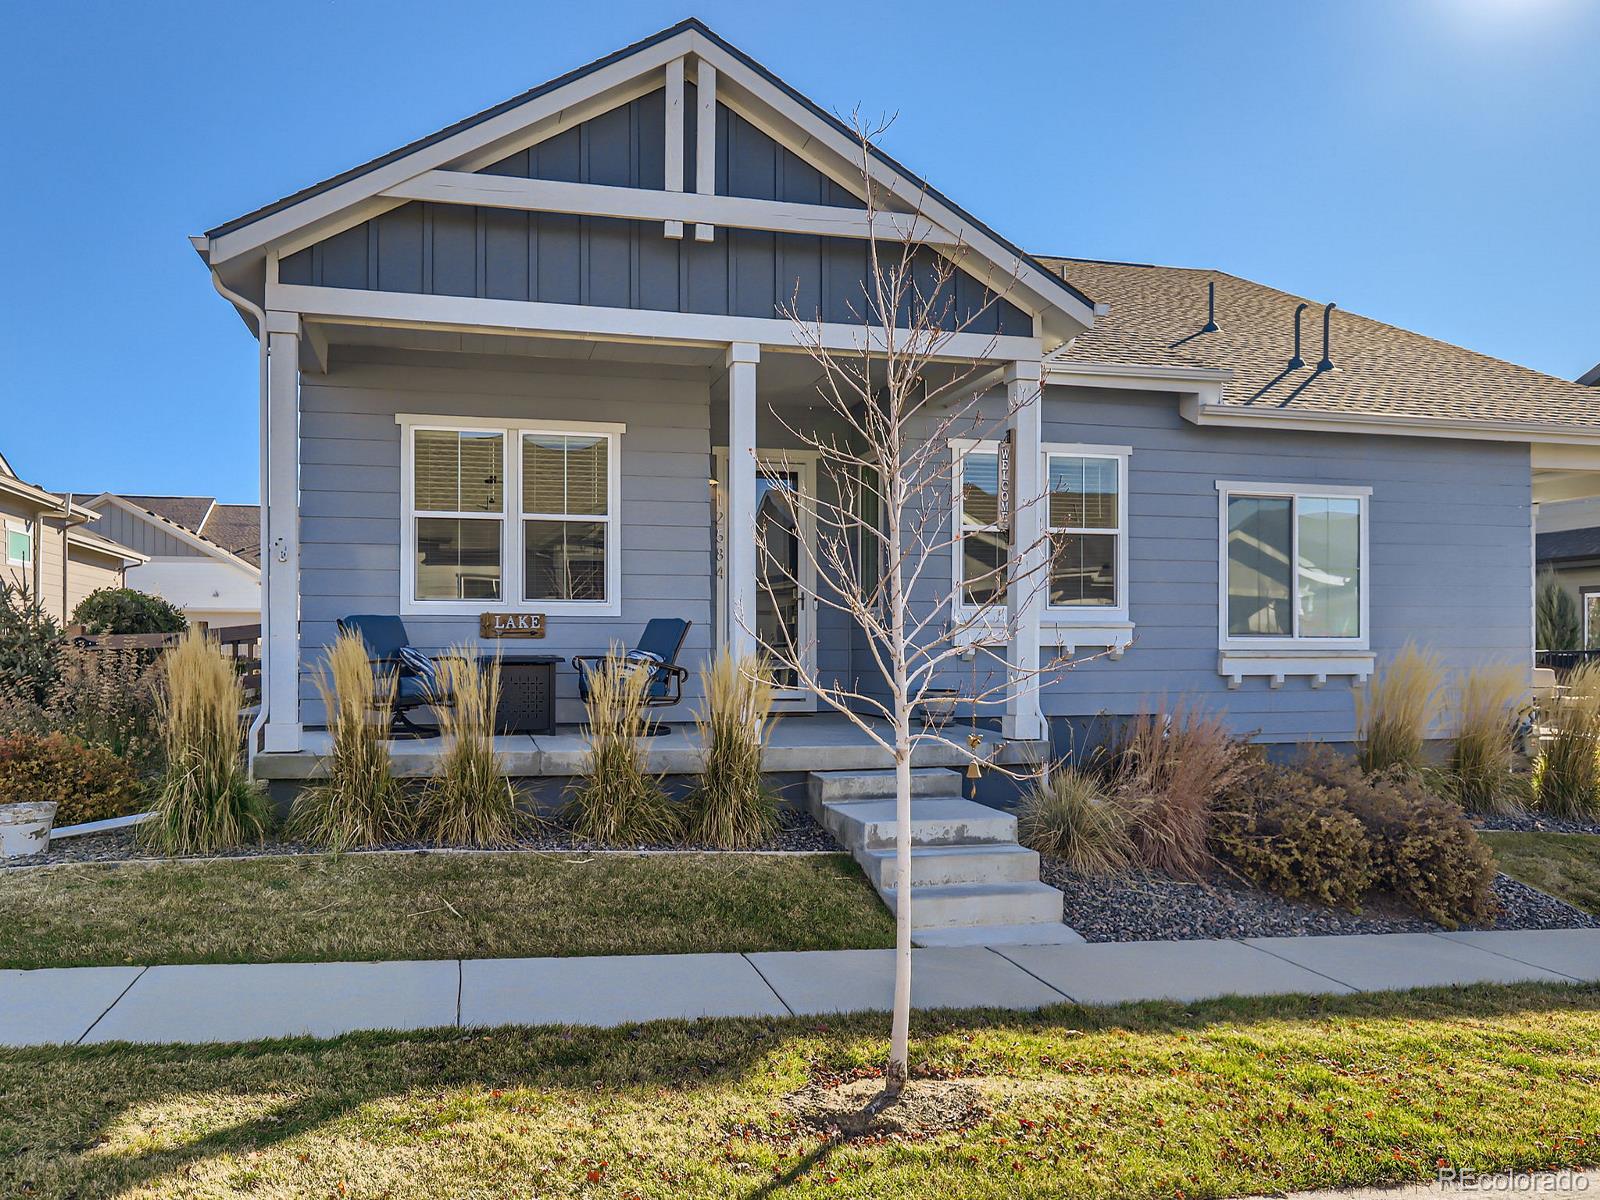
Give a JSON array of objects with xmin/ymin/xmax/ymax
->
[
  {"xmin": 912, "ymin": 922, "xmax": 1086, "ymax": 948},
  {"xmin": 859, "ymin": 843, "xmax": 1041, "ymax": 890},
  {"xmin": 822, "ymin": 797, "xmax": 1018, "ymax": 851},
  {"xmin": 806, "ymin": 767, "xmax": 963, "ymax": 810},
  {"xmin": 879, "ymin": 880, "xmax": 1065, "ymax": 930}
]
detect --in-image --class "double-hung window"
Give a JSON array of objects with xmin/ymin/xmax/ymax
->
[
  {"xmin": 1218, "ymin": 481, "xmax": 1369, "ymax": 647},
  {"xmin": 400, "ymin": 416, "xmax": 622, "ymax": 615}
]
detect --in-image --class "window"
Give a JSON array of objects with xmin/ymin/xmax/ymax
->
[
  {"xmin": 400, "ymin": 417, "xmax": 622, "ymax": 614},
  {"xmin": 957, "ymin": 445, "xmax": 1006, "ymax": 608},
  {"xmin": 854, "ymin": 463, "xmax": 883, "ymax": 598},
  {"xmin": 1583, "ymin": 588, "xmax": 1600, "ymax": 650},
  {"xmin": 4, "ymin": 521, "xmax": 31, "ymax": 567},
  {"xmin": 1219, "ymin": 481, "xmax": 1368, "ymax": 646}
]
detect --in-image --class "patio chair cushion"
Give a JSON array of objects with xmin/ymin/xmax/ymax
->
[
  {"xmin": 636, "ymin": 618, "xmax": 690, "ymax": 665},
  {"xmin": 338, "ymin": 614, "xmax": 411, "ymax": 663},
  {"xmin": 396, "ymin": 646, "xmax": 440, "ymax": 694}
]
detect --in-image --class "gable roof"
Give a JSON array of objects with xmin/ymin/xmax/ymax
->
[
  {"xmin": 1041, "ymin": 257, "xmax": 1600, "ymax": 431},
  {"xmin": 1538, "ymin": 526, "xmax": 1600, "ymax": 564},
  {"xmin": 197, "ymin": 18, "xmax": 1094, "ymax": 336},
  {"xmin": 86, "ymin": 494, "xmax": 262, "ymax": 570},
  {"xmin": 1580, "ymin": 362, "xmax": 1600, "ymax": 388}
]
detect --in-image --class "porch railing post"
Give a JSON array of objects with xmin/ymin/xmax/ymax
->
[
  {"xmin": 1003, "ymin": 359, "xmax": 1046, "ymax": 742},
  {"xmin": 725, "ymin": 342, "xmax": 761, "ymax": 662},
  {"xmin": 262, "ymin": 311, "xmax": 303, "ymax": 753}
]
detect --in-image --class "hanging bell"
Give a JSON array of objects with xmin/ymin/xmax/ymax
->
[{"xmin": 965, "ymin": 759, "xmax": 982, "ymax": 781}]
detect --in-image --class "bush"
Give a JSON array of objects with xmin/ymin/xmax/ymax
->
[
  {"xmin": 1018, "ymin": 764, "xmax": 1133, "ymax": 877},
  {"xmin": 142, "ymin": 628, "xmax": 269, "ymax": 854},
  {"xmin": 416, "ymin": 650, "xmax": 520, "ymax": 846},
  {"xmin": 1445, "ymin": 663, "xmax": 1528, "ymax": 814},
  {"xmin": 1355, "ymin": 642, "xmax": 1443, "ymax": 775},
  {"xmin": 70, "ymin": 588, "xmax": 187, "ymax": 635},
  {"xmin": 0, "ymin": 732, "xmax": 145, "ymax": 826},
  {"xmin": 1537, "ymin": 571, "xmax": 1581, "ymax": 651},
  {"xmin": 683, "ymin": 652, "xmax": 778, "ymax": 848},
  {"xmin": 1210, "ymin": 754, "xmax": 1374, "ymax": 910},
  {"xmin": 0, "ymin": 582, "xmax": 64, "ymax": 707},
  {"xmin": 290, "ymin": 631, "xmax": 410, "ymax": 850},
  {"xmin": 564, "ymin": 649, "xmax": 680, "ymax": 845},
  {"xmin": 1112, "ymin": 705, "xmax": 1244, "ymax": 881},
  {"xmin": 1533, "ymin": 660, "xmax": 1600, "ymax": 820},
  {"xmin": 1297, "ymin": 746, "xmax": 1497, "ymax": 928}
]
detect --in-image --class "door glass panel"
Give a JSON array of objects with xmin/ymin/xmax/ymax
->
[{"xmin": 756, "ymin": 469, "xmax": 801, "ymax": 689}]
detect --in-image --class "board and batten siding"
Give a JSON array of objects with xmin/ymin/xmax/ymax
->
[
  {"xmin": 85, "ymin": 503, "xmax": 205, "ymax": 559},
  {"xmin": 296, "ymin": 346, "xmax": 714, "ymax": 725},
  {"xmin": 278, "ymin": 88, "xmax": 1030, "ymax": 336}
]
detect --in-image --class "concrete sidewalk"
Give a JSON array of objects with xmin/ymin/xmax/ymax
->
[{"xmin": 3, "ymin": 928, "xmax": 1597, "ymax": 1048}]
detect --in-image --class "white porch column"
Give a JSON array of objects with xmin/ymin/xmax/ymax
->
[
  {"xmin": 262, "ymin": 311, "xmax": 302, "ymax": 753},
  {"xmin": 1003, "ymin": 359, "xmax": 1046, "ymax": 741},
  {"xmin": 725, "ymin": 342, "xmax": 760, "ymax": 660}
]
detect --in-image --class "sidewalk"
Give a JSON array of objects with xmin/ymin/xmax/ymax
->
[{"xmin": 4, "ymin": 928, "xmax": 1597, "ymax": 1048}]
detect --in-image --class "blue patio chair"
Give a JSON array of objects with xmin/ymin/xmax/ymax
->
[
  {"xmin": 336, "ymin": 614, "xmax": 451, "ymax": 736},
  {"xmin": 571, "ymin": 618, "xmax": 692, "ymax": 710}
]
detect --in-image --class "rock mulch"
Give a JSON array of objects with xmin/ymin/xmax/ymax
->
[
  {"xmin": 1475, "ymin": 812, "xmax": 1600, "ymax": 836},
  {"xmin": 1041, "ymin": 859, "xmax": 1600, "ymax": 943},
  {"xmin": 3, "ymin": 807, "xmax": 841, "ymax": 870}
]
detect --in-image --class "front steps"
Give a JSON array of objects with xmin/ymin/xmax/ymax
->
[{"xmin": 808, "ymin": 768, "xmax": 1082, "ymax": 947}]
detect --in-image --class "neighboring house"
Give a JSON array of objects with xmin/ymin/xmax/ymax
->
[
  {"xmin": 0, "ymin": 452, "xmax": 147, "ymax": 623},
  {"xmin": 1532, "ymin": 365, "xmax": 1600, "ymax": 643},
  {"xmin": 78, "ymin": 495, "xmax": 261, "ymax": 627},
  {"xmin": 190, "ymin": 18, "xmax": 1600, "ymax": 757}
]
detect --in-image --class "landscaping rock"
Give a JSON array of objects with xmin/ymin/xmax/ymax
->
[{"xmin": 1475, "ymin": 812, "xmax": 1600, "ymax": 836}]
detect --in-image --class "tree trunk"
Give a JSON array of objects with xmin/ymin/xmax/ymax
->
[{"xmin": 885, "ymin": 735, "xmax": 913, "ymax": 1096}]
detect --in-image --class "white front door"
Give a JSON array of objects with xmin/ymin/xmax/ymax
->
[{"xmin": 715, "ymin": 450, "xmax": 818, "ymax": 711}]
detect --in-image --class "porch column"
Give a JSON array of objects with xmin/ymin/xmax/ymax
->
[
  {"xmin": 725, "ymin": 342, "xmax": 760, "ymax": 660},
  {"xmin": 1003, "ymin": 359, "xmax": 1046, "ymax": 742},
  {"xmin": 262, "ymin": 311, "xmax": 302, "ymax": 753}
]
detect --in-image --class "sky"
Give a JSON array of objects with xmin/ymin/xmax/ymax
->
[{"xmin": 2, "ymin": 0, "xmax": 1596, "ymax": 502}]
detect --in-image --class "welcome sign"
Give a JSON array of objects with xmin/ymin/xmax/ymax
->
[{"xmin": 479, "ymin": 613, "xmax": 546, "ymax": 638}]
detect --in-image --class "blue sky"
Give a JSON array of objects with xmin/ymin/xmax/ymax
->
[{"xmin": 2, "ymin": 0, "xmax": 1595, "ymax": 501}]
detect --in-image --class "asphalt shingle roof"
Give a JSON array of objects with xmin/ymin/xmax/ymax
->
[
  {"xmin": 1538, "ymin": 527, "xmax": 1600, "ymax": 565},
  {"xmin": 118, "ymin": 495, "xmax": 260, "ymax": 567},
  {"xmin": 1041, "ymin": 258, "xmax": 1600, "ymax": 430}
]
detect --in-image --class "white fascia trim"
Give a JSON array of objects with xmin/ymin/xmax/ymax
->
[
  {"xmin": 83, "ymin": 493, "xmax": 263, "ymax": 577},
  {"xmin": 1218, "ymin": 650, "xmax": 1375, "ymax": 691},
  {"xmin": 269, "ymin": 282, "xmax": 1043, "ymax": 362},
  {"xmin": 1182, "ymin": 396, "xmax": 1600, "ymax": 448},
  {"xmin": 1046, "ymin": 361, "xmax": 1233, "ymax": 390}
]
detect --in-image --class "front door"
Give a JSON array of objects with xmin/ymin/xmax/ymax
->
[{"xmin": 715, "ymin": 451, "xmax": 818, "ymax": 711}]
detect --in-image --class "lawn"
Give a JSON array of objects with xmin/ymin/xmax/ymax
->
[
  {"xmin": 0, "ymin": 851, "xmax": 895, "ymax": 969},
  {"xmin": 1484, "ymin": 832, "xmax": 1600, "ymax": 915},
  {"xmin": 1, "ymin": 984, "xmax": 1596, "ymax": 1199}
]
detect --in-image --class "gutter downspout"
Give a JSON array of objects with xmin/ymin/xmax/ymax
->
[{"xmin": 209, "ymin": 270, "xmax": 271, "ymax": 768}]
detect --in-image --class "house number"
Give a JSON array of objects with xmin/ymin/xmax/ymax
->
[{"xmin": 479, "ymin": 613, "xmax": 546, "ymax": 638}]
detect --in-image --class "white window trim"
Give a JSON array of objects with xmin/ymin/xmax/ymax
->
[
  {"xmin": 1215, "ymin": 479, "xmax": 1371, "ymax": 654},
  {"xmin": 950, "ymin": 438, "xmax": 1135, "ymax": 650},
  {"xmin": 4, "ymin": 519, "xmax": 32, "ymax": 567},
  {"xmin": 397, "ymin": 415, "xmax": 625, "ymax": 617}
]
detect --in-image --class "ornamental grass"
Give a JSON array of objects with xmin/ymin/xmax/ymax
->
[
  {"xmin": 1444, "ymin": 662, "xmax": 1529, "ymax": 814},
  {"xmin": 1016, "ymin": 764, "xmax": 1133, "ymax": 877},
  {"xmin": 416, "ymin": 648, "xmax": 521, "ymax": 846},
  {"xmin": 1113, "ymin": 705, "xmax": 1243, "ymax": 881},
  {"xmin": 564, "ymin": 648, "xmax": 680, "ymax": 845},
  {"xmin": 683, "ymin": 651, "xmax": 779, "ymax": 848},
  {"xmin": 1355, "ymin": 642, "xmax": 1443, "ymax": 775},
  {"xmin": 1533, "ymin": 660, "xmax": 1600, "ymax": 821}
]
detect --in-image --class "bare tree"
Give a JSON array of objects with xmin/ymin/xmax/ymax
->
[{"xmin": 736, "ymin": 114, "xmax": 1092, "ymax": 1098}]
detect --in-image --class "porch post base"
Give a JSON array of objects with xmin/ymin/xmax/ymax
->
[{"xmin": 261, "ymin": 722, "xmax": 304, "ymax": 754}]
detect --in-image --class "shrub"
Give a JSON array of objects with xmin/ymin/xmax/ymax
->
[
  {"xmin": 289, "ymin": 632, "xmax": 410, "ymax": 850},
  {"xmin": 1018, "ymin": 764, "xmax": 1133, "ymax": 877},
  {"xmin": 1533, "ymin": 660, "xmax": 1600, "ymax": 820},
  {"xmin": 142, "ymin": 628, "xmax": 269, "ymax": 854},
  {"xmin": 1355, "ymin": 642, "xmax": 1443, "ymax": 775},
  {"xmin": 0, "ymin": 732, "xmax": 145, "ymax": 826},
  {"xmin": 70, "ymin": 587, "xmax": 187, "ymax": 635},
  {"xmin": 0, "ymin": 582, "xmax": 64, "ymax": 707},
  {"xmin": 1298, "ymin": 745, "xmax": 1496, "ymax": 928},
  {"xmin": 49, "ymin": 646, "xmax": 163, "ymax": 774},
  {"xmin": 683, "ymin": 652, "xmax": 778, "ymax": 848},
  {"xmin": 1537, "ymin": 571, "xmax": 1581, "ymax": 651},
  {"xmin": 1112, "ymin": 705, "xmax": 1244, "ymax": 881},
  {"xmin": 416, "ymin": 649, "xmax": 520, "ymax": 846},
  {"xmin": 1444, "ymin": 663, "xmax": 1528, "ymax": 814},
  {"xmin": 564, "ymin": 649, "xmax": 680, "ymax": 845},
  {"xmin": 1210, "ymin": 754, "xmax": 1374, "ymax": 910}
]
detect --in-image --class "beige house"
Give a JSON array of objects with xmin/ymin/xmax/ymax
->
[{"xmin": 0, "ymin": 453, "xmax": 147, "ymax": 623}]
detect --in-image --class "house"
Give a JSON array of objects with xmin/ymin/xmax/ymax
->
[
  {"xmin": 78, "ymin": 495, "xmax": 261, "ymax": 627},
  {"xmin": 1531, "ymin": 365, "xmax": 1600, "ymax": 645},
  {"xmin": 191, "ymin": 18, "xmax": 1600, "ymax": 766},
  {"xmin": 0, "ymin": 452, "xmax": 147, "ymax": 623}
]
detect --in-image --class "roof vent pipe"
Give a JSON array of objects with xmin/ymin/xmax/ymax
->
[
  {"xmin": 1201, "ymin": 281, "xmax": 1219, "ymax": 334},
  {"xmin": 1317, "ymin": 302, "xmax": 1337, "ymax": 372},
  {"xmin": 1289, "ymin": 303, "xmax": 1308, "ymax": 370}
]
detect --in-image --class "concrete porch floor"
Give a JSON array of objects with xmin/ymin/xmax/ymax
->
[{"xmin": 252, "ymin": 712, "xmax": 1048, "ymax": 781}]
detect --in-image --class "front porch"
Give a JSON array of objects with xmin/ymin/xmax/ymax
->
[{"xmin": 251, "ymin": 712, "xmax": 1048, "ymax": 783}]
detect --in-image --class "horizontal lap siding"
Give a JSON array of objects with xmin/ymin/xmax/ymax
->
[{"xmin": 297, "ymin": 349, "xmax": 713, "ymax": 725}]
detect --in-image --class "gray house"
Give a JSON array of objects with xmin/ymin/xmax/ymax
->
[{"xmin": 192, "ymin": 18, "xmax": 1600, "ymax": 768}]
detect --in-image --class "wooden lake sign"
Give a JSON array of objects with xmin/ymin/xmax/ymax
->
[{"xmin": 479, "ymin": 612, "xmax": 546, "ymax": 638}]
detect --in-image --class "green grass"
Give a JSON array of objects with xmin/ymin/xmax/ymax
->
[
  {"xmin": 1484, "ymin": 831, "xmax": 1600, "ymax": 915},
  {"xmin": 0, "ymin": 851, "xmax": 895, "ymax": 969},
  {"xmin": 1, "ymin": 984, "xmax": 1597, "ymax": 1199}
]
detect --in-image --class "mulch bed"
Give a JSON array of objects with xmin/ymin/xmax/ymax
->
[
  {"xmin": 1042, "ymin": 859, "xmax": 1600, "ymax": 943},
  {"xmin": 3, "ymin": 807, "xmax": 841, "ymax": 869},
  {"xmin": 1475, "ymin": 812, "xmax": 1600, "ymax": 836}
]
